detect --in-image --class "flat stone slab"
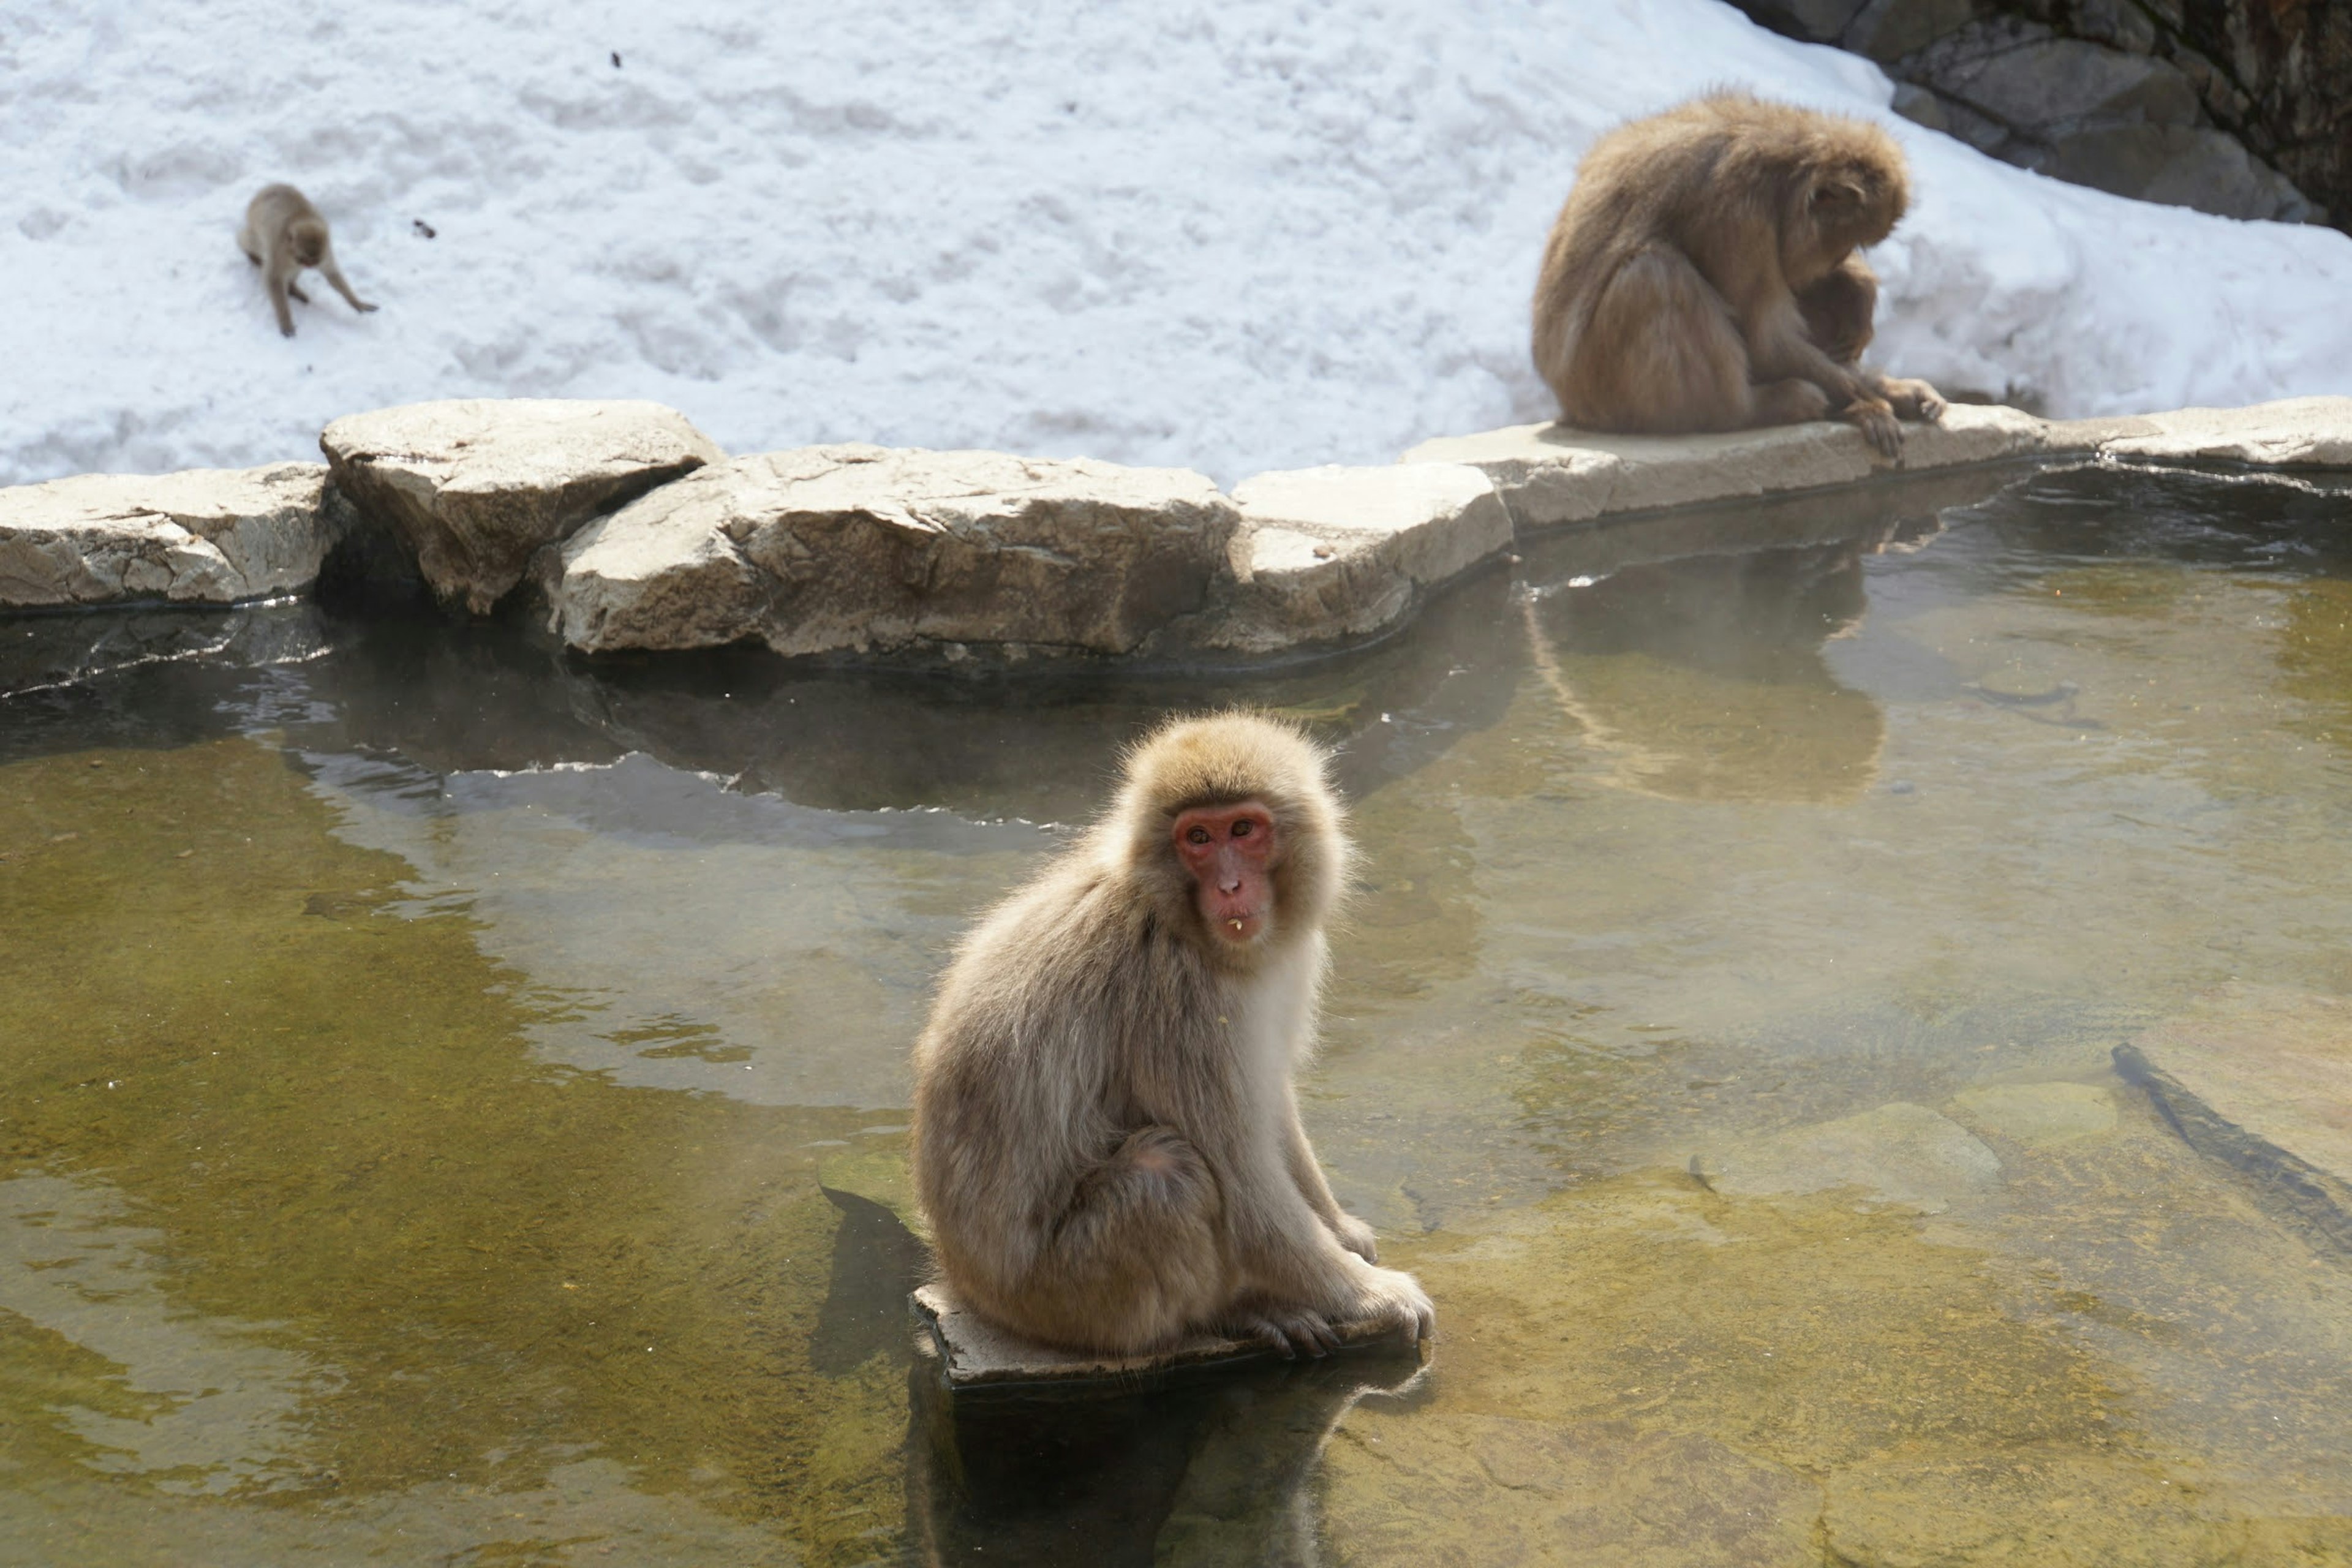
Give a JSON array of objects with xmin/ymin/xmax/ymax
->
[
  {"xmin": 322, "ymin": 398, "xmax": 723, "ymax": 616},
  {"xmin": 2118, "ymin": 984, "xmax": 2352, "ymax": 1250},
  {"xmin": 1401, "ymin": 403, "xmax": 2048, "ymax": 532},
  {"xmin": 911, "ymin": 1283, "xmax": 1419, "ymax": 1395},
  {"xmin": 2088, "ymin": 395, "xmax": 2352, "ymax": 469},
  {"xmin": 551, "ymin": 444, "xmax": 1237, "ymax": 658},
  {"xmin": 1207, "ymin": 462, "xmax": 1511, "ymax": 653},
  {"xmin": 0, "ymin": 462, "xmax": 331, "ymax": 608},
  {"xmin": 1703, "ymin": 1102, "xmax": 2002, "ymax": 1215}
]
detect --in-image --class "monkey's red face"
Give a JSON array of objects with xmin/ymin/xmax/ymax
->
[{"xmin": 1173, "ymin": 802, "xmax": 1278, "ymax": 946}]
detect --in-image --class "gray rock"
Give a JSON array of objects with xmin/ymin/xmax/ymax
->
[
  {"xmin": 1205, "ymin": 463, "xmax": 1511, "ymax": 654},
  {"xmin": 321, "ymin": 398, "xmax": 723, "ymax": 616},
  {"xmin": 1929, "ymin": 32, "xmax": 2202, "ymax": 133},
  {"xmin": 551, "ymin": 444, "xmax": 1237, "ymax": 658},
  {"xmin": 1890, "ymin": 81, "xmax": 1953, "ymax": 134},
  {"xmin": 1842, "ymin": 0, "xmax": 1979, "ymax": 62},
  {"xmin": 1404, "ymin": 403, "xmax": 2046, "ymax": 533},
  {"xmin": 0, "ymin": 462, "xmax": 331, "ymax": 608},
  {"xmin": 1747, "ymin": 0, "xmax": 1874, "ymax": 42},
  {"xmin": 2095, "ymin": 396, "xmax": 2352, "ymax": 467},
  {"xmin": 2051, "ymin": 122, "xmax": 2311, "ymax": 220}
]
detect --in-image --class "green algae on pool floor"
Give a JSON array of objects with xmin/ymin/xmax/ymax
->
[
  {"xmin": 0, "ymin": 739, "xmax": 919, "ymax": 1562},
  {"xmin": 6, "ymin": 461, "xmax": 2352, "ymax": 1564}
]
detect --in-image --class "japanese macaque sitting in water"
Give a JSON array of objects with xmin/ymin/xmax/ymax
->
[
  {"xmin": 1532, "ymin": 92, "xmax": 1945, "ymax": 455},
  {"xmin": 239, "ymin": 183, "xmax": 377, "ymax": 338},
  {"xmin": 910, "ymin": 712, "xmax": 1433, "ymax": 1357}
]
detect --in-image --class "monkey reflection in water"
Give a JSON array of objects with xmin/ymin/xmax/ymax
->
[
  {"xmin": 1523, "ymin": 533, "xmax": 1920, "ymax": 804},
  {"xmin": 908, "ymin": 1347, "xmax": 1425, "ymax": 1564}
]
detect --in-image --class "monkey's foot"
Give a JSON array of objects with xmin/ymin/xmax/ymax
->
[
  {"xmin": 1338, "ymin": 1263, "xmax": 1437, "ymax": 1343},
  {"xmin": 356, "ymin": 301, "xmax": 380, "ymax": 313},
  {"xmin": 1885, "ymin": 377, "xmax": 1947, "ymax": 423},
  {"xmin": 1330, "ymin": 1212, "xmax": 1380, "ymax": 1264},
  {"xmin": 1226, "ymin": 1306, "xmax": 1342, "ymax": 1359}
]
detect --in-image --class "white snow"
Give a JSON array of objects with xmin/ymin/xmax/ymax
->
[{"xmin": 4, "ymin": 0, "xmax": 2349, "ymax": 489}]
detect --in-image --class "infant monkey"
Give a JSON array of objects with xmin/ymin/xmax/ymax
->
[{"xmin": 239, "ymin": 184, "xmax": 377, "ymax": 338}]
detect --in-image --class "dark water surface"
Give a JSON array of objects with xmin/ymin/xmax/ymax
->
[{"xmin": 6, "ymin": 464, "xmax": 2352, "ymax": 1564}]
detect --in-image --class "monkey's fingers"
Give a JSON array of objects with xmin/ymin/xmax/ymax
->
[
  {"xmin": 1334, "ymin": 1213, "xmax": 1379, "ymax": 1264},
  {"xmin": 1845, "ymin": 398, "xmax": 1901, "ymax": 458}
]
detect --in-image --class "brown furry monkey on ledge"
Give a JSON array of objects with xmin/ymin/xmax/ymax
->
[
  {"xmin": 911, "ymin": 712, "xmax": 1434, "ymax": 1358},
  {"xmin": 1532, "ymin": 92, "xmax": 1946, "ymax": 455}
]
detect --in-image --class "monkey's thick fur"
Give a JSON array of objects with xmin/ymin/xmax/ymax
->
[
  {"xmin": 238, "ymin": 183, "xmax": 376, "ymax": 339},
  {"xmin": 1533, "ymin": 92, "xmax": 1945, "ymax": 454},
  {"xmin": 911, "ymin": 714, "xmax": 1434, "ymax": 1357}
]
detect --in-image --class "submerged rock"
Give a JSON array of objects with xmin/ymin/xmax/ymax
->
[
  {"xmin": 549, "ymin": 444, "xmax": 1237, "ymax": 658},
  {"xmin": 1949, "ymin": 1081, "xmax": 2118, "ymax": 1147},
  {"xmin": 321, "ymin": 398, "xmax": 723, "ymax": 616},
  {"xmin": 1321, "ymin": 1411, "xmax": 1821, "ymax": 1566},
  {"xmin": 2120, "ymin": 984, "xmax": 2352, "ymax": 1250},
  {"xmin": 1208, "ymin": 462, "xmax": 1512, "ymax": 653},
  {"xmin": 0, "ymin": 462, "xmax": 331, "ymax": 608},
  {"xmin": 1711, "ymin": 1101, "xmax": 2002, "ymax": 1213}
]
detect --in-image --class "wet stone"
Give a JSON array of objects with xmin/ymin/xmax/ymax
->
[
  {"xmin": 1321, "ymin": 1411, "xmax": 1822, "ymax": 1567},
  {"xmin": 1948, "ymin": 1082, "xmax": 2119, "ymax": 1147},
  {"xmin": 910, "ymin": 1283, "xmax": 1418, "ymax": 1394},
  {"xmin": 1709, "ymin": 1101, "xmax": 2002, "ymax": 1213}
]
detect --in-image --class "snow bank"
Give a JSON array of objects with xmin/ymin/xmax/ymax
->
[{"xmin": 4, "ymin": 0, "xmax": 2349, "ymax": 489}]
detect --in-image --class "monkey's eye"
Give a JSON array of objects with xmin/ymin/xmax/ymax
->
[
  {"xmin": 1186, "ymin": 827, "xmax": 1212, "ymax": 845},
  {"xmin": 1231, "ymin": 820, "xmax": 1253, "ymax": 837}
]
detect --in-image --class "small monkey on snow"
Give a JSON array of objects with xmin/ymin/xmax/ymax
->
[
  {"xmin": 911, "ymin": 712, "xmax": 1434, "ymax": 1358},
  {"xmin": 238, "ymin": 184, "xmax": 377, "ymax": 338},
  {"xmin": 1532, "ymin": 92, "xmax": 1945, "ymax": 455}
]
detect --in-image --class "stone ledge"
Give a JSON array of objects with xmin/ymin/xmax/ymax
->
[
  {"xmin": 0, "ymin": 462, "xmax": 332, "ymax": 608},
  {"xmin": 911, "ymin": 1283, "xmax": 1420, "ymax": 1395},
  {"xmin": 323, "ymin": 398, "xmax": 723, "ymax": 616},
  {"xmin": 1403, "ymin": 402, "xmax": 2048, "ymax": 532},
  {"xmin": 1202, "ymin": 462, "xmax": 1512, "ymax": 654},
  {"xmin": 2084, "ymin": 396, "xmax": 2352, "ymax": 469},
  {"xmin": 11, "ymin": 395, "xmax": 2352, "ymax": 662},
  {"xmin": 551, "ymin": 443, "xmax": 1237, "ymax": 658}
]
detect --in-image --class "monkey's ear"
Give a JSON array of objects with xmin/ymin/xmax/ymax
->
[{"xmin": 1813, "ymin": 178, "xmax": 1866, "ymax": 209}]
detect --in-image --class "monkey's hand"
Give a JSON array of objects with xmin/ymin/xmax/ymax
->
[
  {"xmin": 356, "ymin": 300, "xmax": 380, "ymax": 313},
  {"xmin": 1883, "ymin": 377, "xmax": 1947, "ymax": 423},
  {"xmin": 1339, "ymin": 1261, "xmax": 1436, "ymax": 1343},
  {"xmin": 1330, "ymin": 1212, "xmax": 1379, "ymax": 1264},
  {"xmin": 1842, "ymin": 394, "xmax": 1902, "ymax": 458}
]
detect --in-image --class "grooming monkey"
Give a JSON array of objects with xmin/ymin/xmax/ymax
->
[
  {"xmin": 911, "ymin": 712, "xmax": 1434, "ymax": 1357},
  {"xmin": 238, "ymin": 184, "xmax": 377, "ymax": 338},
  {"xmin": 1532, "ymin": 92, "xmax": 1945, "ymax": 455}
]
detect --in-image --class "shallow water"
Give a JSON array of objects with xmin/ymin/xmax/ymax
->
[{"xmin": 6, "ymin": 462, "xmax": 2352, "ymax": 1565}]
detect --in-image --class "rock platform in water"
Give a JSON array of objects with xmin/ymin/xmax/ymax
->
[{"xmin": 910, "ymin": 1283, "xmax": 1422, "ymax": 1396}]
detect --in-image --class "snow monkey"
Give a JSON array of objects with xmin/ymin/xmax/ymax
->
[
  {"xmin": 910, "ymin": 712, "xmax": 1434, "ymax": 1357},
  {"xmin": 238, "ymin": 184, "xmax": 377, "ymax": 338},
  {"xmin": 1532, "ymin": 92, "xmax": 1946, "ymax": 456}
]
